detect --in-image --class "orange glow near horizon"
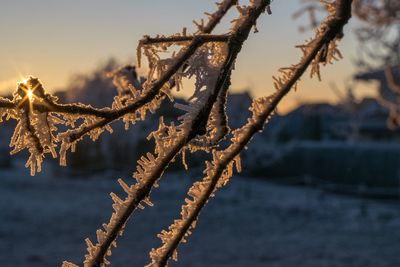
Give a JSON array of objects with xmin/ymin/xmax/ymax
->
[{"xmin": 0, "ymin": 1, "xmax": 377, "ymax": 115}]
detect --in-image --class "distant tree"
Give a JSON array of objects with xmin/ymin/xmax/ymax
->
[
  {"xmin": 351, "ymin": 0, "xmax": 400, "ymax": 127},
  {"xmin": 352, "ymin": 0, "xmax": 400, "ymax": 68},
  {"xmin": 0, "ymin": 0, "xmax": 353, "ymax": 266}
]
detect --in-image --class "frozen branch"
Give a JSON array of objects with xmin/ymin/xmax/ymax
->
[
  {"xmin": 79, "ymin": 1, "xmax": 242, "ymax": 266},
  {"xmin": 0, "ymin": 88, "xmax": 113, "ymax": 119},
  {"xmin": 148, "ymin": 0, "xmax": 353, "ymax": 266},
  {"xmin": 139, "ymin": 34, "xmax": 231, "ymax": 46},
  {"xmin": 0, "ymin": 97, "xmax": 14, "ymax": 109},
  {"xmin": 0, "ymin": 0, "xmax": 358, "ymax": 266},
  {"xmin": 66, "ymin": 1, "xmax": 238, "ymax": 145}
]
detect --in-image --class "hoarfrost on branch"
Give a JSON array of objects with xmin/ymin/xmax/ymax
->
[{"xmin": 0, "ymin": 0, "xmax": 353, "ymax": 266}]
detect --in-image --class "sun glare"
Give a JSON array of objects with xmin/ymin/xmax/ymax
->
[
  {"xmin": 18, "ymin": 78, "xmax": 35, "ymax": 102},
  {"xmin": 20, "ymin": 78, "xmax": 29, "ymax": 84},
  {"xmin": 27, "ymin": 89, "xmax": 34, "ymax": 101}
]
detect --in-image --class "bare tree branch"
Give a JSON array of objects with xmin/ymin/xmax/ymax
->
[
  {"xmin": 0, "ymin": 97, "xmax": 14, "ymax": 109},
  {"xmin": 81, "ymin": 1, "xmax": 241, "ymax": 266},
  {"xmin": 67, "ymin": 1, "xmax": 237, "ymax": 144},
  {"xmin": 148, "ymin": 1, "xmax": 353, "ymax": 266},
  {"xmin": 140, "ymin": 34, "xmax": 231, "ymax": 46},
  {"xmin": 0, "ymin": 1, "xmax": 357, "ymax": 267}
]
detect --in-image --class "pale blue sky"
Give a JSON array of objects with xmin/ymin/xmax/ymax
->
[{"xmin": 0, "ymin": 1, "xmax": 372, "ymax": 112}]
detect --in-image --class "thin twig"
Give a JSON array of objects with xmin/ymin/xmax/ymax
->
[
  {"xmin": 140, "ymin": 34, "xmax": 230, "ymax": 46},
  {"xmin": 0, "ymin": 94, "xmax": 113, "ymax": 118},
  {"xmin": 0, "ymin": 97, "xmax": 14, "ymax": 109}
]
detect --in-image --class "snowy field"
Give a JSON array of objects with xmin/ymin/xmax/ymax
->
[{"xmin": 1, "ymin": 163, "xmax": 400, "ymax": 267}]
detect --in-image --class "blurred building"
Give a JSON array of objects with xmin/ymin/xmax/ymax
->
[
  {"xmin": 354, "ymin": 66, "xmax": 400, "ymax": 104},
  {"xmin": 265, "ymin": 98, "xmax": 400, "ymax": 143}
]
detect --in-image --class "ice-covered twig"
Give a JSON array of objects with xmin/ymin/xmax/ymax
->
[
  {"xmin": 0, "ymin": 0, "xmax": 355, "ymax": 266},
  {"xmin": 188, "ymin": 77, "xmax": 230, "ymax": 150},
  {"xmin": 0, "ymin": 92, "xmax": 112, "ymax": 118},
  {"xmin": 0, "ymin": 0, "xmax": 236, "ymax": 180},
  {"xmin": 139, "ymin": 34, "xmax": 230, "ymax": 46},
  {"xmin": 76, "ymin": 1, "xmax": 240, "ymax": 266},
  {"xmin": 0, "ymin": 77, "xmax": 114, "ymax": 175},
  {"xmin": 0, "ymin": 97, "xmax": 14, "ymax": 109},
  {"xmin": 208, "ymin": 87, "xmax": 230, "ymax": 146},
  {"xmin": 147, "ymin": 1, "xmax": 353, "ymax": 266},
  {"xmin": 65, "ymin": 0, "xmax": 238, "ymax": 145}
]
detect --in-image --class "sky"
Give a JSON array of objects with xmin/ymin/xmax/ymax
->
[{"xmin": 0, "ymin": 0, "xmax": 376, "ymax": 112}]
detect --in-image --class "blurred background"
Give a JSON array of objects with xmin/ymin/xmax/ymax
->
[{"xmin": 1, "ymin": 1, "xmax": 400, "ymax": 266}]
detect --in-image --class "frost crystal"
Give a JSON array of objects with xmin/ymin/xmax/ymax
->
[
  {"xmin": 147, "ymin": 150, "xmax": 242, "ymax": 266},
  {"xmin": 9, "ymin": 78, "xmax": 61, "ymax": 175},
  {"xmin": 61, "ymin": 262, "xmax": 79, "ymax": 267}
]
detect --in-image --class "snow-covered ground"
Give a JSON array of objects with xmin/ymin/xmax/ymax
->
[{"xmin": 1, "ymin": 164, "xmax": 400, "ymax": 267}]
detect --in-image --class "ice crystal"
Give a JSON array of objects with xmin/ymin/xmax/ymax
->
[
  {"xmin": 8, "ymin": 78, "xmax": 61, "ymax": 175},
  {"xmin": 61, "ymin": 261, "xmax": 79, "ymax": 267},
  {"xmin": 0, "ymin": 104, "xmax": 16, "ymax": 122},
  {"xmin": 57, "ymin": 115, "xmax": 114, "ymax": 166},
  {"xmin": 108, "ymin": 65, "xmax": 143, "ymax": 105},
  {"xmin": 303, "ymin": 0, "xmax": 343, "ymax": 81},
  {"xmin": 174, "ymin": 41, "xmax": 228, "ymax": 150},
  {"xmin": 147, "ymin": 150, "xmax": 242, "ymax": 266}
]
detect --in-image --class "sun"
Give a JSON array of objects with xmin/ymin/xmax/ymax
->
[
  {"xmin": 27, "ymin": 89, "xmax": 34, "ymax": 101},
  {"xmin": 18, "ymin": 78, "xmax": 35, "ymax": 104}
]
